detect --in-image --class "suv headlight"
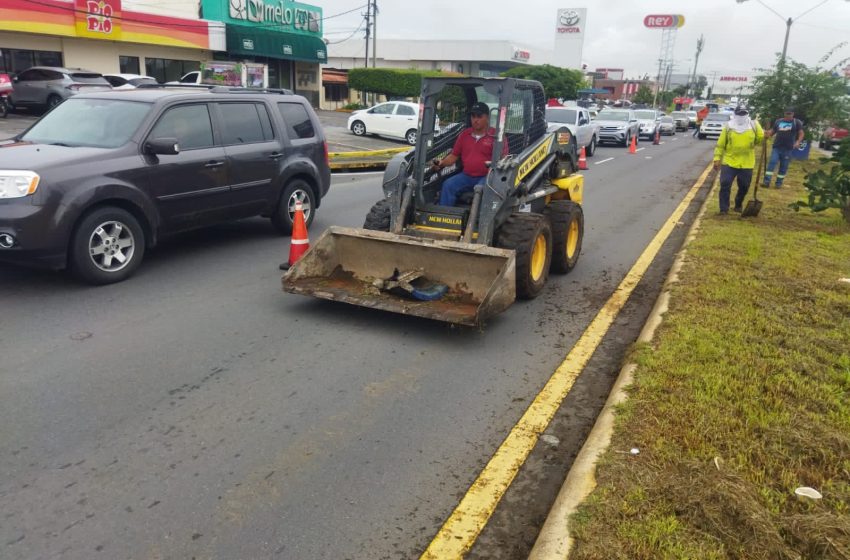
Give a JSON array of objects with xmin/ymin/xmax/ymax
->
[{"xmin": 0, "ymin": 171, "xmax": 40, "ymax": 199}]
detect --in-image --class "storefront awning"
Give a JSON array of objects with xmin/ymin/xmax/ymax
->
[{"xmin": 225, "ymin": 25, "xmax": 327, "ymax": 64}]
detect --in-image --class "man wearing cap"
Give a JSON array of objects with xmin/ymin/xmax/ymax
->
[
  {"xmin": 764, "ymin": 108, "xmax": 804, "ymax": 188},
  {"xmin": 713, "ymin": 106, "xmax": 764, "ymax": 214},
  {"xmin": 431, "ymin": 102, "xmax": 506, "ymax": 206}
]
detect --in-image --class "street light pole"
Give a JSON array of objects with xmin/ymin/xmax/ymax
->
[
  {"xmin": 779, "ymin": 16, "xmax": 792, "ymax": 68},
  {"xmin": 736, "ymin": 0, "xmax": 839, "ymax": 69}
]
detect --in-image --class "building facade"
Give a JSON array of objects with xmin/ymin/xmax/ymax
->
[
  {"xmin": 0, "ymin": 0, "xmax": 327, "ymax": 107},
  {"xmin": 0, "ymin": 0, "xmax": 223, "ymax": 82},
  {"xmin": 199, "ymin": 0, "xmax": 327, "ymax": 106}
]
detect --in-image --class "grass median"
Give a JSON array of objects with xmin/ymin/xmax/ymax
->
[{"xmin": 569, "ymin": 150, "xmax": 850, "ymax": 560}]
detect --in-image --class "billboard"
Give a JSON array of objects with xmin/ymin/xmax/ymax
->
[
  {"xmin": 553, "ymin": 8, "xmax": 587, "ymax": 70},
  {"xmin": 643, "ymin": 14, "xmax": 685, "ymax": 29}
]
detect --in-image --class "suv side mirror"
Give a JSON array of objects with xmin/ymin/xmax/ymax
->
[
  {"xmin": 145, "ymin": 137, "xmax": 180, "ymax": 155},
  {"xmin": 12, "ymin": 76, "xmax": 18, "ymax": 83}
]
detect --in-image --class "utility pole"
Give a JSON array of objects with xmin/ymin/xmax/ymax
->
[
  {"xmin": 690, "ymin": 35, "xmax": 704, "ymax": 97},
  {"xmin": 371, "ymin": 0, "xmax": 377, "ymax": 68},
  {"xmin": 653, "ymin": 58, "xmax": 663, "ymax": 107},
  {"xmin": 361, "ymin": 2, "xmax": 371, "ymax": 105},
  {"xmin": 363, "ymin": 3, "xmax": 370, "ymax": 69}
]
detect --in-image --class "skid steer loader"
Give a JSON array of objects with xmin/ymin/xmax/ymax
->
[{"xmin": 283, "ymin": 77, "xmax": 585, "ymax": 326}]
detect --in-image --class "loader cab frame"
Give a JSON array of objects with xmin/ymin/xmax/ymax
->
[{"xmin": 397, "ymin": 77, "xmax": 549, "ymax": 245}]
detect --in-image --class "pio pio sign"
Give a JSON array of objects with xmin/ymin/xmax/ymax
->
[
  {"xmin": 75, "ymin": 0, "xmax": 122, "ymax": 39},
  {"xmin": 644, "ymin": 14, "xmax": 685, "ymax": 29}
]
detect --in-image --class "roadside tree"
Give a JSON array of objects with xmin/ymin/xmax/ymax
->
[
  {"xmin": 347, "ymin": 68, "xmax": 461, "ymax": 99},
  {"xmin": 747, "ymin": 49, "xmax": 850, "ymax": 134},
  {"xmin": 792, "ymin": 138, "xmax": 850, "ymax": 223},
  {"xmin": 500, "ymin": 64, "xmax": 586, "ymax": 100},
  {"xmin": 632, "ymin": 85, "xmax": 654, "ymax": 105}
]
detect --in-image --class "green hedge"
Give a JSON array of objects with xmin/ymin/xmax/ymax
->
[{"xmin": 347, "ymin": 67, "xmax": 458, "ymax": 98}]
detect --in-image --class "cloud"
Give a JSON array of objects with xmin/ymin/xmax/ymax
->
[{"xmin": 321, "ymin": 0, "xmax": 850, "ymax": 76}]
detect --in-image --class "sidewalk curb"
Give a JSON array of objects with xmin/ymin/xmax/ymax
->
[{"xmin": 527, "ymin": 168, "xmax": 716, "ymax": 560}]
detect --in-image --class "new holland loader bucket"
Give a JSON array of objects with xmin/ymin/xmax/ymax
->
[{"xmin": 282, "ymin": 226, "xmax": 516, "ymax": 326}]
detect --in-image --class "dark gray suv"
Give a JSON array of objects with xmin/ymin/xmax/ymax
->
[{"xmin": 0, "ymin": 87, "xmax": 331, "ymax": 284}]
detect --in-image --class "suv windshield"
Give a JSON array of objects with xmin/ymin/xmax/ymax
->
[
  {"xmin": 545, "ymin": 108, "xmax": 577, "ymax": 124},
  {"xmin": 705, "ymin": 113, "xmax": 730, "ymax": 122},
  {"xmin": 634, "ymin": 111, "xmax": 656, "ymax": 120},
  {"xmin": 21, "ymin": 98, "xmax": 151, "ymax": 148},
  {"xmin": 598, "ymin": 112, "xmax": 629, "ymax": 122}
]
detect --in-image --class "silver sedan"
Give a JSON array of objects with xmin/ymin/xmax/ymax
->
[{"xmin": 659, "ymin": 116, "xmax": 676, "ymax": 135}]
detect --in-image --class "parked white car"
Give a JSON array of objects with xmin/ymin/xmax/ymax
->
[
  {"xmin": 347, "ymin": 101, "xmax": 431, "ymax": 145},
  {"xmin": 103, "ymin": 74, "xmax": 157, "ymax": 90},
  {"xmin": 545, "ymin": 106, "xmax": 600, "ymax": 156}
]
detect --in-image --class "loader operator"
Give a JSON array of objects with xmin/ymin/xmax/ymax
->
[{"xmin": 430, "ymin": 101, "xmax": 506, "ymax": 206}]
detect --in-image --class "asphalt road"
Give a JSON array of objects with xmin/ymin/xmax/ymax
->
[{"xmin": 0, "ymin": 134, "xmax": 714, "ymax": 559}]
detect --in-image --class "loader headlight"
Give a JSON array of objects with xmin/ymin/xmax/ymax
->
[{"xmin": 0, "ymin": 171, "xmax": 40, "ymax": 199}]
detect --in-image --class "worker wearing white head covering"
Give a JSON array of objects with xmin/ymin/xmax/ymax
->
[
  {"xmin": 728, "ymin": 106, "xmax": 754, "ymax": 133},
  {"xmin": 713, "ymin": 107, "xmax": 765, "ymax": 214}
]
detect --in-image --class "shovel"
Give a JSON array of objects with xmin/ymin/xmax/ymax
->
[{"xmin": 742, "ymin": 135, "xmax": 767, "ymax": 218}]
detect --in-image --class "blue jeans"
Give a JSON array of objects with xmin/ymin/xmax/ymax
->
[
  {"xmin": 765, "ymin": 147, "xmax": 792, "ymax": 186},
  {"xmin": 719, "ymin": 165, "xmax": 753, "ymax": 212},
  {"xmin": 439, "ymin": 172, "xmax": 486, "ymax": 206}
]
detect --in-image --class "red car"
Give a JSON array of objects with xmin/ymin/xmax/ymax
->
[
  {"xmin": 820, "ymin": 125, "xmax": 849, "ymax": 150},
  {"xmin": 0, "ymin": 73, "xmax": 12, "ymax": 117}
]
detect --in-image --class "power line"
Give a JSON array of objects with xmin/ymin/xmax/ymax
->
[{"xmin": 326, "ymin": 21, "xmax": 364, "ymax": 44}]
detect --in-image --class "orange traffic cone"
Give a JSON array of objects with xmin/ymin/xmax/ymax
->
[
  {"xmin": 279, "ymin": 201, "xmax": 310, "ymax": 271},
  {"xmin": 653, "ymin": 128, "xmax": 661, "ymax": 145},
  {"xmin": 578, "ymin": 145, "xmax": 588, "ymax": 170},
  {"xmin": 629, "ymin": 134, "xmax": 637, "ymax": 154}
]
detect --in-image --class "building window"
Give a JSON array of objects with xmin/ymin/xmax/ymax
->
[
  {"xmin": 323, "ymin": 84, "xmax": 348, "ymax": 102},
  {"xmin": 0, "ymin": 49, "xmax": 62, "ymax": 75},
  {"xmin": 119, "ymin": 56, "xmax": 140, "ymax": 75},
  {"xmin": 144, "ymin": 58, "xmax": 200, "ymax": 84}
]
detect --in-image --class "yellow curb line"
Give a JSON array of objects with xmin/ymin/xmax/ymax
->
[
  {"xmin": 527, "ymin": 163, "xmax": 716, "ymax": 559},
  {"xmin": 328, "ymin": 147, "xmax": 411, "ymax": 159},
  {"xmin": 421, "ymin": 161, "xmax": 716, "ymax": 560}
]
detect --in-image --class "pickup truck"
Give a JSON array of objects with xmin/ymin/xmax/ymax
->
[{"xmin": 545, "ymin": 106, "xmax": 600, "ymax": 156}]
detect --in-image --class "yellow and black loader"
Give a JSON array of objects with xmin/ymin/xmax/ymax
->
[{"xmin": 283, "ymin": 77, "xmax": 585, "ymax": 326}]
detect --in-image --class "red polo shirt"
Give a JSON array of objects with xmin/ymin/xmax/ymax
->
[{"xmin": 451, "ymin": 127, "xmax": 505, "ymax": 177}]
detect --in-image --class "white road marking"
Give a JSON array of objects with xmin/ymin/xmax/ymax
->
[
  {"xmin": 659, "ymin": 142, "xmax": 665, "ymax": 145},
  {"xmin": 645, "ymin": 156, "xmax": 652, "ymax": 159},
  {"xmin": 672, "ymin": 138, "xmax": 679, "ymax": 141},
  {"xmin": 636, "ymin": 147, "xmax": 645, "ymax": 152},
  {"xmin": 595, "ymin": 157, "xmax": 614, "ymax": 165}
]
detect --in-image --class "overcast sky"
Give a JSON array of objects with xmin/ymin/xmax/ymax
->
[{"xmin": 318, "ymin": 0, "xmax": 850, "ymax": 78}]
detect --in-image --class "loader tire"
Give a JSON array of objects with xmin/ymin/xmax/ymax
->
[
  {"xmin": 496, "ymin": 213, "xmax": 552, "ymax": 300},
  {"xmin": 545, "ymin": 200, "xmax": 583, "ymax": 274},
  {"xmin": 363, "ymin": 199, "xmax": 392, "ymax": 231}
]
